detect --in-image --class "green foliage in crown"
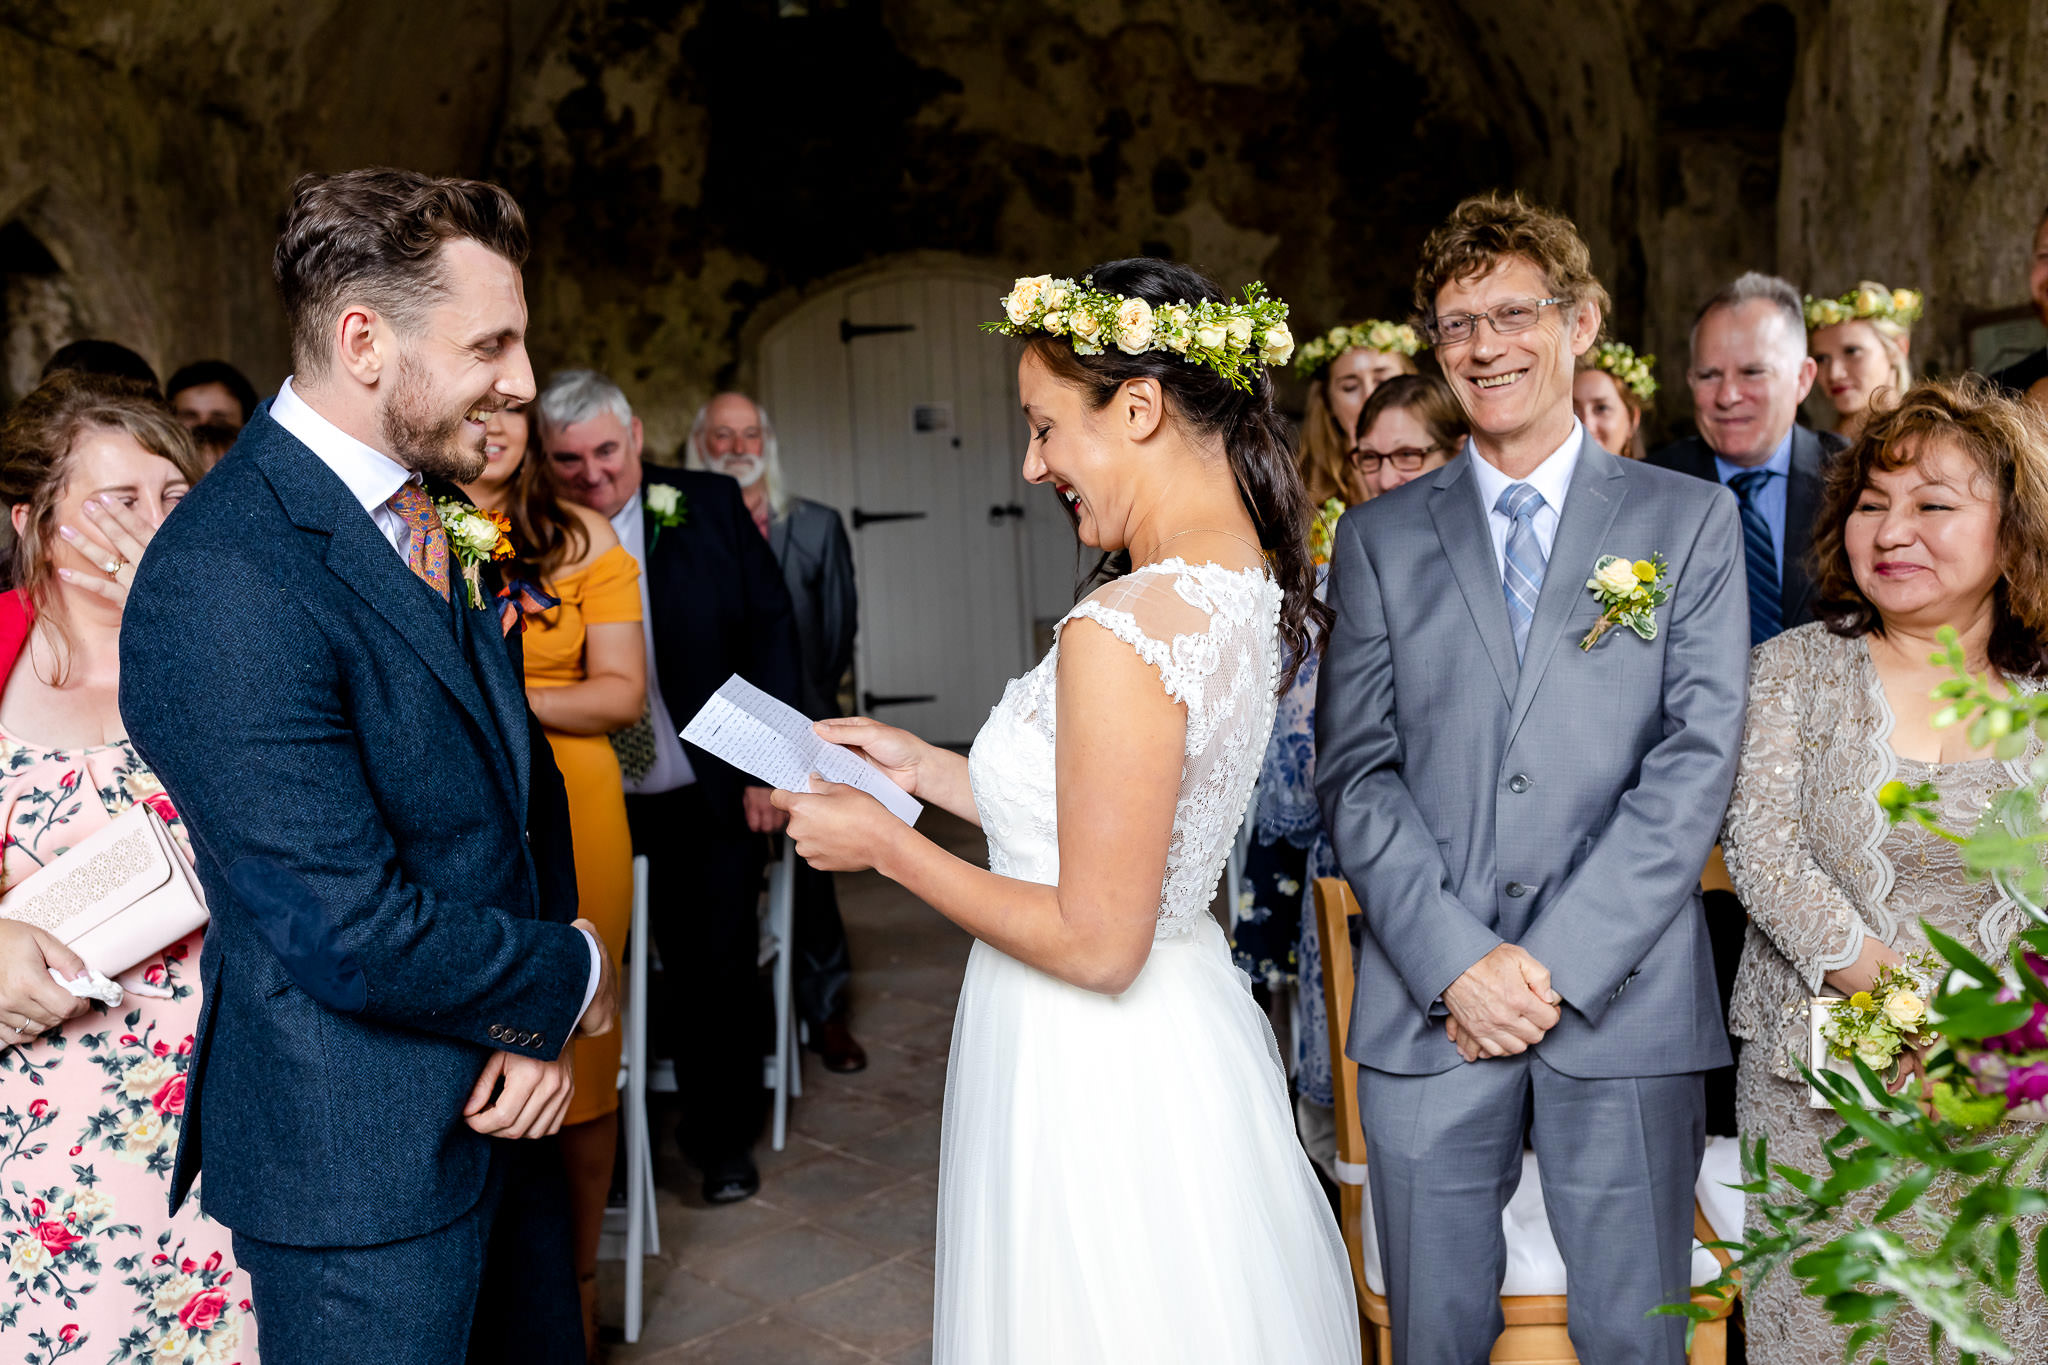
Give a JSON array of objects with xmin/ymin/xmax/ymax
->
[
  {"xmin": 1804, "ymin": 284, "xmax": 1925, "ymax": 332},
  {"xmin": 982, "ymin": 275, "xmax": 1293, "ymax": 394},
  {"xmin": 1291, "ymin": 319, "xmax": 1425, "ymax": 378},
  {"xmin": 1587, "ymin": 341, "xmax": 1658, "ymax": 404}
]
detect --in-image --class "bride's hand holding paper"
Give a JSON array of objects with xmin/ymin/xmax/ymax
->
[
  {"xmin": 810, "ymin": 716, "xmax": 927, "ymax": 796},
  {"xmin": 771, "ymin": 775, "xmax": 903, "ymax": 875}
]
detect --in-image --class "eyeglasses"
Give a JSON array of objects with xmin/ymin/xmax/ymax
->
[
  {"xmin": 1424, "ymin": 297, "xmax": 1567, "ymax": 346},
  {"xmin": 1348, "ymin": 445, "xmax": 1443, "ymax": 473}
]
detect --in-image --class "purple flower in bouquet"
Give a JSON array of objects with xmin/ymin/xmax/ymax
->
[
  {"xmin": 2006, "ymin": 1062, "xmax": 2048, "ymax": 1120},
  {"xmin": 1985, "ymin": 998, "xmax": 2048, "ymax": 1053}
]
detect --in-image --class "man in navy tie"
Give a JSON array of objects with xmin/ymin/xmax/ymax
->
[
  {"xmin": 1650, "ymin": 272, "xmax": 1846, "ymax": 642},
  {"xmin": 1649, "ymin": 271, "xmax": 1846, "ymax": 1137}
]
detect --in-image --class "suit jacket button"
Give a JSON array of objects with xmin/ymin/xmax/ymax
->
[
  {"xmin": 1505, "ymin": 881, "xmax": 1529, "ymax": 898},
  {"xmin": 488, "ymin": 1025, "xmax": 503, "ymax": 1040},
  {"xmin": 518, "ymin": 1031, "xmax": 533, "ymax": 1047},
  {"xmin": 1507, "ymin": 774, "xmax": 1531, "ymax": 794},
  {"xmin": 532, "ymin": 1035, "xmax": 545, "ymax": 1050}
]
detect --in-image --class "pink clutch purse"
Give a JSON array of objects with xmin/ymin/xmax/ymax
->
[{"xmin": 0, "ymin": 802, "xmax": 209, "ymax": 976}]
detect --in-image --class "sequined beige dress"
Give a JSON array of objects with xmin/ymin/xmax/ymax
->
[{"xmin": 1723, "ymin": 623, "xmax": 2048, "ymax": 1364}]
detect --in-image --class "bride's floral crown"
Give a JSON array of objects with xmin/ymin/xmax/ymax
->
[
  {"xmin": 982, "ymin": 275, "xmax": 1293, "ymax": 392},
  {"xmin": 1586, "ymin": 341, "xmax": 1658, "ymax": 404},
  {"xmin": 1804, "ymin": 284, "xmax": 1924, "ymax": 332},
  {"xmin": 1291, "ymin": 320, "xmax": 1424, "ymax": 378}
]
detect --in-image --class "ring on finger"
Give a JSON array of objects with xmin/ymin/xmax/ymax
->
[{"xmin": 104, "ymin": 556, "xmax": 124, "ymax": 576}]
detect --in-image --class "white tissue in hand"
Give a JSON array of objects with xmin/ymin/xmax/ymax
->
[{"xmin": 50, "ymin": 966, "xmax": 123, "ymax": 1006}]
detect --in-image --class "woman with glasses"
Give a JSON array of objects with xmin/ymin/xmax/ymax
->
[{"xmin": 1347, "ymin": 373, "xmax": 1468, "ymax": 500}]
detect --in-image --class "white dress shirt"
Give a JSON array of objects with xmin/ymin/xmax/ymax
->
[
  {"xmin": 609, "ymin": 492, "xmax": 697, "ymax": 793},
  {"xmin": 1466, "ymin": 418, "xmax": 1586, "ymax": 577},
  {"xmin": 269, "ymin": 379, "xmax": 604, "ymax": 1027}
]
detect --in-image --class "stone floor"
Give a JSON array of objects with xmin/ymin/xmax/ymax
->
[{"xmin": 596, "ymin": 811, "xmax": 982, "ymax": 1363}]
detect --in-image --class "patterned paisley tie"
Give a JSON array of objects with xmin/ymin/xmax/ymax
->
[
  {"xmin": 610, "ymin": 708, "xmax": 658, "ymax": 782},
  {"xmin": 386, "ymin": 483, "xmax": 451, "ymax": 601}
]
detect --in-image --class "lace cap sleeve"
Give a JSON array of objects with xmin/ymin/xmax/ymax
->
[
  {"xmin": 1056, "ymin": 565, "xmax": 1230, "ymax": 708},
  {"xmin": 1721, "ymin": 628, "xmax": 1871, "ymax": 989}
]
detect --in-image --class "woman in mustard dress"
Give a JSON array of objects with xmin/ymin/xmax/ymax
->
[{"xmin": 463, "ymin": 404, "xmax": 644, "ymax": 1361}]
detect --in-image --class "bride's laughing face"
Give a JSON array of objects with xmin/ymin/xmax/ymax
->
[{"xmin": 1017, "ymin": 348, "xmax": 1139, "ymax": 552}]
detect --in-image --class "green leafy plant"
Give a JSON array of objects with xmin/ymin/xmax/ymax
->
[{"xmin": 1662, "ymin": 627, "xmax": 2048, "ymax": 1361}]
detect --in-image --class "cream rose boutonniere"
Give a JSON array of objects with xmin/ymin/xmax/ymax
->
[
  {"xmin": 644, "ymin": 482, "xmax": 688, "ymax": 549},
  {"xmin": 434, "ymin": 497, "xmax": 516, "ymax": 609},
  {"xmin": 1580, "ymin": 552, "xmax": 1672, "ymax": 650}
]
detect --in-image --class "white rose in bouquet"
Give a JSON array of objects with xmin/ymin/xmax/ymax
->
[{"xmin": 1884, "ymin": 990, "xmax": 1927, "ymax": 1029}]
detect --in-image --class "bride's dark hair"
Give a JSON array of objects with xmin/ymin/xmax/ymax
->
[{"xmin": 1022, "ymin": 257, "xmax": 1330, "ymax": 689}]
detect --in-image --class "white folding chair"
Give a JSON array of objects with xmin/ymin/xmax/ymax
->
[
  {"xmin": 601, "ymin": 855, "xmax": 660, "ymax": 1343},
  {"xmin": 758, "ymin": 842, "xmax": 801, "ymax": 1150}
]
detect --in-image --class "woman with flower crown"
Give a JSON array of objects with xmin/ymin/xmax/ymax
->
[
  {"xmin": 772, "ymin": 260, "xmax": 1358, "ymax": 1361},
  {"xmin": 1806, "ymin": 283, "xmax": 1920, "ymax": 443},
  {"xmin": 1573, "ymin": 340, "xmax": 1658, "ymax": 459},
  {"xmin": 1295, "ymin": 319, "xmax": 1423, "ymax": 504}
]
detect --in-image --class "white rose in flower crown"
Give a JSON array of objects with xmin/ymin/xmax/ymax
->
[
  {"xmin": 1593, "ymin": 559, "xmax": 1640, "ymax": 596},
  {"xmin": 1069, "ymin": 308, "xmax": 1105, "ymax": 351},
  {"xmin": 1004, "ymin": 276, "xmax": 1049, "ymax": 326},
  {"xmin": 1043, "ymin": 280, "xmax": 1073, "ymax": 311},
  {"xmin": 1194, "ymin": 318, "xmax": 1229, "ymax": 350},
  {"xmin": 1259, "ymin": 323, "xmax": 1295, "ymax": 364},
  {"xmin": 1225, "ymin": 315, "xmax": 1254, "ymax": 349},
  {"xmin": 1884, "ymin": 990, "xmax": 1927, "ymax": 1029},
  {"xmin": 1113, "ymin": 297, "xmax": 1156, "ymax": 354},
  {"xmin": 1155, "ymin": 304, "xmax": 1192, "ymax": 353},
  {"xmin": 1042, "ymin": 310, "xmax": 1069, "ymax": 336}
]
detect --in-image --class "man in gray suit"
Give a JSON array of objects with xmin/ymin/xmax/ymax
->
[{"xmin": 1316, "ymin": 192, "xmax": 1750, "ymax": 1364}]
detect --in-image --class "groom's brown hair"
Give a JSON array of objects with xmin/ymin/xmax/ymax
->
[
  {"xmin": 274, "ymin": 167, "xmax": 530, "ymax": 377},
  {"xmin": 1412, "ymin": 190, "xmax": 1610, "ymax": 324}
]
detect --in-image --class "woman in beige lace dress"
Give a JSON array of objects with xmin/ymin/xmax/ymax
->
[{"xmin": 1723, "ymin": 377, "xmax": 2048, "ymax": 1363}]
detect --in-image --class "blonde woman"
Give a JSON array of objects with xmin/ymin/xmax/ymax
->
[
  {"xmin": 1573, "ymin": 340, "xmax": 1657, "ymax": 459},
  {"xmin": 1806, "ymin": 282, "xmax": 1920, "ymax": 442},
  {"xmin": 1293, "ymin": 320, "xmax": 1423, "ymax": 503}
]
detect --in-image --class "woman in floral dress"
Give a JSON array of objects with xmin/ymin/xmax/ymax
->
[{"xmin": 0, "ymin": 374, "xmax": 253, "ymax": 1365}]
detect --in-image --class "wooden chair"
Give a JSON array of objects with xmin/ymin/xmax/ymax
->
[{"xmin": 1311, "ymin": 877, "xmax": 1736, "ymax": 1364}]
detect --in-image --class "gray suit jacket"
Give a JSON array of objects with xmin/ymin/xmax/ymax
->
[
  {"xmin": 1315, "ymin": 439, "xmax": 1747, "ymax": 1079},
  {"xmin": 769, "ymin": 497, "xmax": 859, "ymax": 720}
]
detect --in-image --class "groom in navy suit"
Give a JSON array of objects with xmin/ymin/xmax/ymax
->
[{"xmin": 121, "ymin": 169, "xmax": 617, "ymax": 1365}]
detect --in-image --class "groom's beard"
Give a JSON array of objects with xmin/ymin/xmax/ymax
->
[{"xmin": 383, "ymin": 350, "xmax": 488, "ymax": 484}]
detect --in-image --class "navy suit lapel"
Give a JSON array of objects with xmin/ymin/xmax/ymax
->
[
  {"xmin": 1506, "ymin": 443, "xmax": 1627, "ymax": 746},
  {"xmin": 1781, "ymin": 427, "xmax": 1825, "ymax": 626},
  {"xmin": 252, "ymin": 415, "xmax": 520, "ymax": 810},
  {"xmin": 1427, "ymin": 456, "xmax": 1518, "ymax": 707}
]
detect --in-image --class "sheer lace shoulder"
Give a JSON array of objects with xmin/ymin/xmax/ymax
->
[{"xmin": 968, "ymin": 559, "xmax": 1285, "ymax": 940}]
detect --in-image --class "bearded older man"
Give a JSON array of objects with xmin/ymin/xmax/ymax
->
[
  {"xmin": 685, "ymin": 391, "xmax": 865, "ymax": 1072},
  {"xmin": 542, "ymin": 370, "xmax": 803, "ymax": 1204}
]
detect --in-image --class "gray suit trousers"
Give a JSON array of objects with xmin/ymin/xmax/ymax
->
[{"xmin": 1359, "ymin": 1057, "xmax": 1704, "ymax": 1365}]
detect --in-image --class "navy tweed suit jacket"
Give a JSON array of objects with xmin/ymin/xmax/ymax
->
[{"xmin": 120, "ymin": 408, "xmax": 592, "ymax": 1248}]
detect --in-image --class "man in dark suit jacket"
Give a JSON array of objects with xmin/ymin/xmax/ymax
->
[
  {"xmin": 1650, "ymin": 270, "xmax": 1846, "ymax": 1138},
  {"xmin": 540, "ymin": 369, "xmax": 803, "ymax": 1205},
  {"xmin": 1988, "ymin": 204, "xmax": 2048, "ymax": 398},
  {"xmin": 120, "ymin": 170, "xmax": 616, "ymax": 1365}
]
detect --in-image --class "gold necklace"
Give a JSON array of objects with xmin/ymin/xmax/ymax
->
[{"xmin": 1146, "ymin": 527, "xmax": 1267, "ymax": 565}]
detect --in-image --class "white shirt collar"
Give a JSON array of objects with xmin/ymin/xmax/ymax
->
[
  {"xmin": 609, "ymin": 485, "xmax": 644, "ymax": 555},
  {"xmin": 1467, "ymin": 418, "xmax": 1584, "ymax": 520},
  {"xmin": 268, "ymin": 377, "xmax": 415, "ymax": 517}
]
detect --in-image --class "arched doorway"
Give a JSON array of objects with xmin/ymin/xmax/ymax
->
[
  {"xmin": 758, "ymin": 264, "xmax": 1081, "ymax": 746},
  {"xmin": 0, "ymin": 218, "xmax": 79, "ymax": 405}
]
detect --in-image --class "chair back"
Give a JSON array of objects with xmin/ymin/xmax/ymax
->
[{"xmin": 1312, "ymin": 877, "xmax": 1370, "ymax": 1177}]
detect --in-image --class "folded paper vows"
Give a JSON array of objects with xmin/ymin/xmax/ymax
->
[{"xmin": 682, "ymin": 675, "xmax": 923, "ymax": 826}]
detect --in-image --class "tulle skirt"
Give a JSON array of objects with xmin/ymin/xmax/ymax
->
[{"xmin": 933, "ymin": 915, "xmax": 1361, "ymax": 1363}]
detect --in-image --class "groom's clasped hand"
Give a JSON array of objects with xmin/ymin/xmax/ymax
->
[
  {"xmin": 461, "ymin": 917, "xmax": 622, "ymax": 1140},
  {"xmin": 1442, "ymin": 942, "xmax": 1562, "ymax": 1062}
]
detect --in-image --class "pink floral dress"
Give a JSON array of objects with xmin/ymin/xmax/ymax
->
[{"xmin": 0, "ymin": 727, "xmax": 254, "ymax": 1365}]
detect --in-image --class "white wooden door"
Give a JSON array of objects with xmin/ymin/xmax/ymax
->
[{"xmin": 761, "ymin": 267, "xmax": 1075, "ymax": 746}]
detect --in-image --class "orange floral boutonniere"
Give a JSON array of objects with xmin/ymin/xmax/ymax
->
[{"xmin": 434, "ymin": 497, "xmax": 517, "ymax": 609}]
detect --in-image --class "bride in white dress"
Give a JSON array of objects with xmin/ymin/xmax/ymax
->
[{"xmin": 773, "ymin": 259, "xmax": 1359, "ymax": 1363}]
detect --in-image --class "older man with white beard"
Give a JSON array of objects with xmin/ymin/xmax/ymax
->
[{"xmin": 686, "ymin": 392, "xmax": 866, "ymax": 1072}]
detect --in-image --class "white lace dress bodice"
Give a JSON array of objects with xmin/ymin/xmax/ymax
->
[{"xmin": 965, "ymin": 558, "xmax": 1284, "ymax": 939}]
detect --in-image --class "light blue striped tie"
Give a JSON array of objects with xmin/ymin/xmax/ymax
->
[{"xmin": 1497, "ymin": 482, "xmax": 1547, "ymax": 662}]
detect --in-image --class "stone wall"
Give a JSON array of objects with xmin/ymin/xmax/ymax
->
[{"xmin": 4, "ymin": 0, "xmax": 2046, "ymax": 443}]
